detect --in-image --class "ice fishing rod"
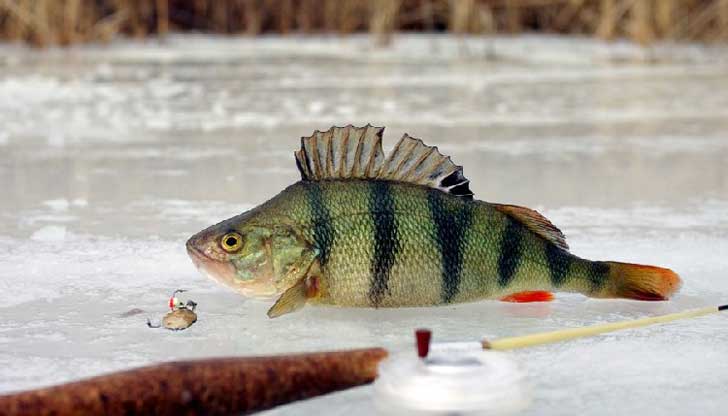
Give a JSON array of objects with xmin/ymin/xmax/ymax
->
[
  {"xmin": 1, "ymin": 305, "xmax": 724, "ymax": 416},
  {"xmin": 481, "ymin": 304, "xmax": 728, "ymax": 351}
]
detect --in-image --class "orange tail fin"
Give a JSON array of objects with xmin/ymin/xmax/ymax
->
[{"xmin": 604, "ymin": 261, "xmax": 681, "ymax": 301}]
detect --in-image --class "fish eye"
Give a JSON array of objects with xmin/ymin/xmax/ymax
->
[{"xmin": 220, "ymin": 232, "xmax": 243, "ymax": 252}]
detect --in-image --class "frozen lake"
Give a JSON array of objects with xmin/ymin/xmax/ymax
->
[{"xmin": 1, "ymin": 35, "xmax": 728, "ymax": 414}]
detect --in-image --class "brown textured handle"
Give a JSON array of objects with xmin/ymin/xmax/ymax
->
[{"xmin": 0, "ymin": 348, "xmax": 388, "ymax": 416}]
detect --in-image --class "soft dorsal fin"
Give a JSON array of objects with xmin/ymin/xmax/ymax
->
[
  {"xmin": 494, "ymin": 204, "xmax": 569, "ymax": 251},
  {"xmin": 295, "ymin": 125, "xmax": 472, "ymax": 198}
]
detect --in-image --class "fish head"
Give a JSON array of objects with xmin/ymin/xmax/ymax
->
[
  {"xmin": 186, "ymin": 215, "xmax": 277, "ymax": 298},
  {"xmin": 186, "ymin": 214, "xmax": 307, "ymax": 299}
]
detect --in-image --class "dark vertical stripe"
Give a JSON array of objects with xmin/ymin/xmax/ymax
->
[
  {"xmin": 588, "ymin": 261, "xmax": 610, "ymax": 293},
  {"xmin": 497, "ymin": 218, "xmax": 523, "ymax": 287},
  {"xmin": 546, "ymin": 243, "xmax": 572, "ymax": 287},
  {"xmin": 368, "ymin": 181, "xmax": 398, "ymax": 306},
  {"xmin": 305, "ymin": 182, "xmax": 334, "ymax": 265},
  {"xmin": 427, "ymin": 191, "xmax": 473, "ymax": 304}
]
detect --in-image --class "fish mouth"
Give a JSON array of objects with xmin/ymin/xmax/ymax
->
[
  {"xmin": 185, "ymin": 235, "xmax": 280, "ymax": 299},
  {"xmin": 186, "ymin": 240, "xmax": 238, "ymax": 288}
]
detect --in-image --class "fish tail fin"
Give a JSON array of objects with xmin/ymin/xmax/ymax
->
[{"xmin": 602, "ymin": 261, "xmax": 681, "ymax": 301}]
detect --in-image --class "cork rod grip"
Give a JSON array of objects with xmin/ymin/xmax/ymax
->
[{"xmin": 0, "ymin": 348, "xmax": 388, "ymax": 416}]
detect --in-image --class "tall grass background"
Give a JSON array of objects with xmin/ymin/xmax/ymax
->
[{"xmin": 1, "ymin": 0, "xmax": 727, "ymax": 47}]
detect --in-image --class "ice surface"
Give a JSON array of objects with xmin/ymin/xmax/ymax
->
[{"xmin": 0, "ymin": 35, "xmax": 727, "ymax": 415}]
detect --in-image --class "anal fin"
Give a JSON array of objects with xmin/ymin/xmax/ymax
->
[
  {"xmin": 267, "ymin": 276, "xmax": 320, "ymax": 318},
  {"xmin": 500, "ymin": 291, "xmax": 554, "ymax": 303}
]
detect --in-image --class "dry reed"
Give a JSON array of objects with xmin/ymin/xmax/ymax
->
[{"xmin": 0, "ymin": 0, "xmax": 726, "ymax": 47}]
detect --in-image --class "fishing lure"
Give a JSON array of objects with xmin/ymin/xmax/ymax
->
[
  {"xmin": 187, "ymin": 125, "xmax": 681, "ymax": 317},
  {"xmin": 147, "ymin": 289, "xmax": 198, "ymax": 330}
]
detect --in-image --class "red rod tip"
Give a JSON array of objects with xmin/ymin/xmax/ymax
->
[{"xmin": 415, "ymin": 329, "xmax": 432, "ymax": 358}]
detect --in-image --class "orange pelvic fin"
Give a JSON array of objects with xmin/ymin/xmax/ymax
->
[{"xmin": 500, "ymin": 291, "xmax": 555, "ymax": 303}]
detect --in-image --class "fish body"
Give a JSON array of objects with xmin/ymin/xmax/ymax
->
[{"xmin": 187, "ymin": 125, "xmax": 680, "ymax": 317}]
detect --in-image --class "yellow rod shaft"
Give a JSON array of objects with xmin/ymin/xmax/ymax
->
[{"xmin": 485, "ymin": 306, "xmax": 720, "ymax": 351}]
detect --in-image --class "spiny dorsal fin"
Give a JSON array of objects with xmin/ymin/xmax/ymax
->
[
  {"xmin": 295, "ymin": 125, "xmax": 385, "ymax": 181},
  {"xmin": 295, "ymin": 125, "xmax": 472, "ymax": 198},
  {"xmin": 494, "ymin": 204, "xmax": 569, "ymax": 251}
]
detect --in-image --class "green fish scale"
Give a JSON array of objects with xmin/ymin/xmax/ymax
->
[{"xmin": 252, "ymin": 179, "xmax": 598, "ymax": 307}]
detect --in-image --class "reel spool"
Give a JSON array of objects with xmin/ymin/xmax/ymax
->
[{"xmin": 373, "ymin": 331, "xmax": 528, "ymax": 415}]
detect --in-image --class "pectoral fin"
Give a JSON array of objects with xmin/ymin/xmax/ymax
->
[{"xmin": 267, "ymin": 275, "xmax": 320, "ymax": 318}]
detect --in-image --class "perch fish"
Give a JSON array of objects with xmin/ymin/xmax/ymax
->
[{"xmin": 186, "ymin": 125, "xmax": 681, "ymax": 318}]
